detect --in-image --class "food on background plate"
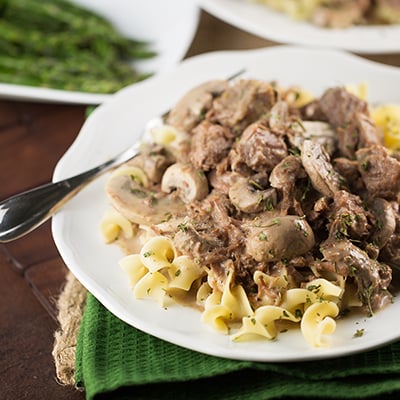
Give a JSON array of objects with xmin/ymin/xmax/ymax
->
[
  {"xmin": 0, "ymin": 0, "xmax": 155, "ymax": 93},
  {"xmin": 101, "ymin": 76, "xmax": 400, "ymax": 348},
  {"xmin": 250, "ymin": 0, "xmax": 400, "ymax": 28}
]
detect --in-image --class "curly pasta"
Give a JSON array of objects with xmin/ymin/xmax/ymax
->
[
  {"xmin": 232, "ymin": 278, "xmax": 342, "ymax": 346},
  {"xmin": 119, "ymin": 236, "xmax": 203, "ymax": 307},
  {"xmin": 100, "ymin": 208, "xmax": 134, "ymax": 243},
  {"xmin": 201, "ymin": 271, "xmax": 253, "ymax": 334},
  {"xmin": 120, "ymin": 236, "xmax": 344, "ymax": 346}
]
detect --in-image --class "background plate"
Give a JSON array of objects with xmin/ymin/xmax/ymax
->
[
  {"xmin": 52, "ymin": 46, "xmax": 400, "ymax": 362},
  {"xmin": 200, "ymin": 0, "xmax": 400, "ymax": 54},
  {"xmin": 0, "ymin": 0, "xmax": 199, "ymax": 104}
]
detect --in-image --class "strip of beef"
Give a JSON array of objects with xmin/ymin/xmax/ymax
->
[
  {"xmin": 157, "ymin": 191, "xmax": 274, "ymax": 297},
  {"xmin": 231, "ymin": 121, "xmax": 287, "ymax": 173},
  {"xmin": 356, "ymin": 112, "xmax": 382, "ymax": 149},
  {"xmin": 356, "ymin": 144, "xmax": 400, "ymax": 200},
  {"xmin": 319, "ymin": 87, "xmax": 368, "ymax": 128},
  {"xmin": 336, "ymin": 112, "xmax": 381, "ymax": 159},
  {"xmin": 267, "ymin": 100, "xmax": 293, "ymax": 136},
  {"xmin": 165, "ymin": 193, "xmax": 245, "ymax": 267},
  {"xmin": 318, "ymin": 238, "xmax": 392, "ymax": 314},
  {"xmin": 190, "ymin": 120, "xmax": 234, "ymax": 171},
  {"xmin": 301, "ymin": 99, "xmax": 328, "ymax": 122},
  {"xmin": 318, "ymin": 87, "xmax": 380, "ymax": 158},
  {"xmin": 327, "ymin": 190, "xmax": 372, "ymax": 241},
  {"xmin": 269, "ymin": 155, "xmax": 307, "ymax": 215},
  {"xmin": 207, "ymin": 158, "xmax": 237, "ymax": 194},
  {"xmin": 208, "ymin": 79, "xmax": 277, "ymax": 133},
  {"xmin": 333, "ymin": 157, "xmax": 365, "ymax": 194}
]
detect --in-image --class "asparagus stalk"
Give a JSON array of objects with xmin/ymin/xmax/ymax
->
[{"xmin": 0, "ymin": 0, "xmax": 155, "ymax": 93}]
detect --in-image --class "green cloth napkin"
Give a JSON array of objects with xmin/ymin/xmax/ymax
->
[{"xmin": 75, "ymin": 293, "xmax": 400, "ymax": 400}]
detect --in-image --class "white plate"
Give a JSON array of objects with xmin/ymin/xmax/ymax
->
[
  {"xmin": 52, "ymin": 46, "xmax": 400, "ymax": 362},
  {"xmin": 200, "ymin": 0, "xmax": 400, "ymax": 54},
  {"xmin": 0, "ymin": 0, "xmax": 199, "ymax": 104}
]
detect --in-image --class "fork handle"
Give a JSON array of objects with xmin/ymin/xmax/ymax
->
[{"xmin": 0, "ymin": 162, "xmax": 109, "ymax": 243}]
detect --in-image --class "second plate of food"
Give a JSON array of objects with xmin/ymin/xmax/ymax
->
[{"xmin": 200, "ymin": 0, "xmax": 400, "ymax": 54}]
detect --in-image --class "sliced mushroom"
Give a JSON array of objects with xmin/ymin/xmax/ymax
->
[
  {"xmin": 166, "ymin": 80, "xmax": 229, "ymax": 132},
  {"xmin": 106, "ymin": 175, "xmax": 185, "ymax": 226},
  {"xmin": 301, "ymin": 139, "xmax": 344, "ymax": 198},
  {"xmin": 161, "ymin": 163, "xmax": 209, "ymax": 203},
  {"xmin": 369, "ymin": 198, "xmax": 396, "ymax": 249},
  {"xmin": 246, "ymin": 215, "xmax": 315, "ymax": 262},
  {"xmin": 228, "ymin": 175, "xmax": 277, "ymax": 213},
  {"xmin": 288, "ymin": 121, "xmax": 337, "ymax": 155}
]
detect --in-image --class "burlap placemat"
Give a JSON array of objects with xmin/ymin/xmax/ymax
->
[{"xmin": 53, "ymin": 271, "xmax": 87, "ymax": 386}]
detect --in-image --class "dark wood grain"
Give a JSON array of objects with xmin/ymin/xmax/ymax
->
[{"xmin": 0, "ymin": 101, "xmax": 86, "ymax": 400}]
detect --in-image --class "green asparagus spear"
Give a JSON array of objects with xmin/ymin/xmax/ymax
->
[{"xmin": 0, "ymin": 0, "xmax": 155, "ymax": 93}]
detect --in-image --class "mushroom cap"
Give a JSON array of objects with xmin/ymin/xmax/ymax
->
[
  {"xmin": 301, "ymin": 139, "xmax": 343, "ymax": 198},
  {"xmin": 246, "ymin": 215, "xmax": 315, "ymax": 262},
  {"xmin": 106, "ymin": 175, "xmax": 185, "ymax": 226},
  {"xmin": 161, "ymin": 163, "xmax": 209, "ymax": 203},
  {"xmin": 228, "ymin": 176, "xmax": 277, "ymax": 213}
]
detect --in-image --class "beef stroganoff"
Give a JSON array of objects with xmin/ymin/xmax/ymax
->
[{"xmin": 101, "ymin": 77, "xmax": 400, "ymax": 347}]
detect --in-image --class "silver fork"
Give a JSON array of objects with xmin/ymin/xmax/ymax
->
[{"xmin": 0, "ymin": 142, "xmax": 141, "ymax": 243}]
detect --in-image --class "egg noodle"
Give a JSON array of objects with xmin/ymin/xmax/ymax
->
[{"xmin": 101, "ymin": 79, "xmax": 400, "ymax": 348}]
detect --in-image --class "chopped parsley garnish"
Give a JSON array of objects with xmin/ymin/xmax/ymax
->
[
  {"xmin": 161, "ymin": 212, "xmax": 173, "ymax": 223},
  {"xmin": 177, "ymin": 223, "xmax": 188, "ymax": 232},
  {"xmin": 353, "ymin": 328, "xmax": 365, "ymax": 338},
  {"xmin": 249, "ymin": 179, "xmax": 263, "ymax": 190},
  {"xmin": 307, "ymin": 284, "xmax": 321, "ymax": 294},
  {"xmin": 258, "ymin": 231, "xmax": 267, "ymax": 241},
  {"xmin": 295, "ymin": 309, "xmax": 303, "ymax": 319},
  {"xmin": 130, "ymin": 188, "xmax": 147, "ymax": 198},
  {"xmin": 264, "ymin": 198, "xmax": 275, "ymax": 211},
  {"xmin": 361, "ymin": 160, "xmax": 370, "ymax": 171}
]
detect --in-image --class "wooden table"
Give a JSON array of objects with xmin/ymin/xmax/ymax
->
[{"xmin": 1, "ymin": 10, "xmax": 400, "ymax": 400}]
